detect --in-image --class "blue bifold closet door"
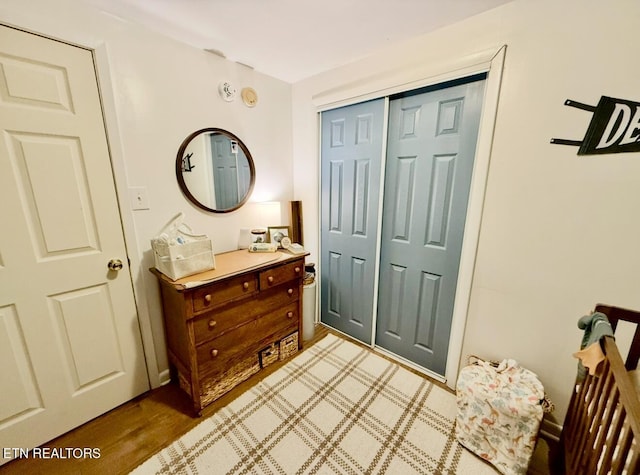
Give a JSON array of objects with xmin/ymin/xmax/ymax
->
[
  {"xmin": 320, "ymin": 76, "xmax": 485, "ymax": 376},
  {"xmin": 376, "ymin": 79, "xmax": 485, "ymax": 375},
  {"xmin": 320, "ymin": 99, "xmax": 385, "ymax": 344}
]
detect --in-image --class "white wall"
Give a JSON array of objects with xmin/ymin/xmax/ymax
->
[
  {"xmin": 5, "ymin": 0, "xmax": 639, "ymax": 428},
  {"xmin": 292, "ymin": 0, "xmax": 640, "ymax": 425},
  {"xmin": 1, "ymin": 0, "xmax": 293, "ymax": 383}
]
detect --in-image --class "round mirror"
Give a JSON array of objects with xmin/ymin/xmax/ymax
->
[{"xmin": 176, "ymin": 128, "xmax": 255, "ymax": 213}]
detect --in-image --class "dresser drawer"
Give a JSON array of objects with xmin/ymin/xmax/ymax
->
[
  {"xmin": 259, "ymin": 259, "xmax": 303, "ymax": 290},
  {"xmin": 191, "ymin": 273, "xmax": 258, "ymax": 314},
  {"xmin": 197, "ymin": 302, "xmax": 299, "ymax": 376},
  {"xmin": 192, "ymin": 284, "xmax": 300, "ymax": 345}
]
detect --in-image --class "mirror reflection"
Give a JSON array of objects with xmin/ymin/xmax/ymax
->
[{"xmin": 176, "ymin": 128, "xmax": 255, "ymax": 213}]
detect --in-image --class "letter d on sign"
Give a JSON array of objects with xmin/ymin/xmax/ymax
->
[
  {"xmin": 577, "ymin": 96, "xmax": 640, "ymax": 155},
  {"xmin": 596, "ymin": 103, "xmax": 631, "ymax": 149}
]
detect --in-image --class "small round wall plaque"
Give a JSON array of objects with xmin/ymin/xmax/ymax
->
[{"xmin": 241, "ymin": 87, "xmax": 258, "ymax": 107}]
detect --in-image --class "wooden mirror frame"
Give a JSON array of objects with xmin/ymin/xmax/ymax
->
[{"xmin": 176, "ymin": 128, "xmax": 256, "ymax": 213}]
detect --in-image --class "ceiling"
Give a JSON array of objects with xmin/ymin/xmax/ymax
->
[{"xmin": 84, "ymin": 0, "xmax": 513, "ymax": 83}]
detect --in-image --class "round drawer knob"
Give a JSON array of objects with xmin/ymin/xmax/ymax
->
[
  {"xmin": 287, "ymin": 288, "xmax": 293, "ymax": 295},
  {"xmin": 243, "ymin": 282, "xmax": 249, "ymax": 290},
  {"xmin": 287, "ymin": 311, "xmax": 293, "ymax": 319},
  {"xmin": 204, "ymin": 294, "xmax": 212, "ymax": 304},
  {"xmin": 210, "ymin": 349, "xmax": 219, "ymax": 358},
  {"xmin": 268, "ymin": 276, "xmax": 274, "ymax": 284},
  {"xmin": 294, "ymin": 267, "xmax": 301, "ymax": 273},
  {"xmin": 208, "ymin": 320, "xmax": 217, "ymax": 328}
]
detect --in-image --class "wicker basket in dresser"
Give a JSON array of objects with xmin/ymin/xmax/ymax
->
[{"xmin": 151, "ymin": 250, "xmax": 306, "ymax": 415}]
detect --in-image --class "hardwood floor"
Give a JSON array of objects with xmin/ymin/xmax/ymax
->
[
  {"xmin": 0, "ymin": 326, "xmax": 329, "ymax": 475},
  {"xmin": 0, "ymin": 324, "xmax": 553, "ymax": 474}
]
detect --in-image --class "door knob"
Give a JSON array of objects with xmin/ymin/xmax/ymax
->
[{"xmin": 108, "ymin": 259, "xmax": 124, "ymax": 271}]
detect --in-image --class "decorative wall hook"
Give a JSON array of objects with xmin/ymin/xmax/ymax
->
[{"xmin": 551, "ymin": 96, "xmax": 640, "ymax": 155}]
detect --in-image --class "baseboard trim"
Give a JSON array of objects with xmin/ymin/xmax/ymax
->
[
  {"xmin": 540, "ymin": 418, "xmax": 562, "ymax": 443},
  {"xmin": 158, "ymin": 369, "xmax": 172, "ymax": 386}
]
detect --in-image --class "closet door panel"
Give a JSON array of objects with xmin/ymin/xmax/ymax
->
[
  {"xmin": 320, "ymin": 99, "xmax": 385, "ymax": 344},
  {"xmin": 390, "ymin": 156, "xmax": 415, "ymax": 241},
  {"xmin": 376, "ymin": 80, "xmax": 485, "ymax": 375}
]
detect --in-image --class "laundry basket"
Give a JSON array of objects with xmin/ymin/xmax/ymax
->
[{"xmin": 151, "ymin": 213, "xmax": 215, "ymax": 280}]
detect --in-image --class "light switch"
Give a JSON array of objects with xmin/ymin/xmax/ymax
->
[{"xmin": 129, "ymin": 186, "xmax": 150, "ymax": 210}]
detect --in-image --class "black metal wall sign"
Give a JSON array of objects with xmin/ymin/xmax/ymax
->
[
  {"xmin": 181, "ymin": 152, "xmax": 195, "ymax": 172},
  {"xmin": 551, "ymin": 96, "xmax": 640, "ymax": 155}
]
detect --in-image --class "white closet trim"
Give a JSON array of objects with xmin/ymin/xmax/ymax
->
[
  {"xmin": 313, "ymin": 46, "xmax": 503, "ymax": 111},
  {"xmin": 369, "ymin": 97, "xmax": 390, "ymax": 348},
  {"xmin": 444, "ymin": 45, "xmax": 507, "ymax": 388}
]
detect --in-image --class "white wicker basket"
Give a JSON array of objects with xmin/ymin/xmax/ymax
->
[{"xmin": 151, "ymin": 213, "xmax": 215, "ymax": 280}]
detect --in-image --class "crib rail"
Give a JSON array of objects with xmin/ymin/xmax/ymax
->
[{"xmin": 563, "ymin": 336, "xmax": 640, "ymax": 474}]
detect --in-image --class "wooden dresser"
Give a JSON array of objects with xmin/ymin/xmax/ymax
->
[{"xmin": 151, "ymin": 250, "xmax": 306, "ymax": 415}]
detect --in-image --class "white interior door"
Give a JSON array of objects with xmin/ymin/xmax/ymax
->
[{"xmin": 0, "ymin": 25, "xmax": 149, "ymax": 462}]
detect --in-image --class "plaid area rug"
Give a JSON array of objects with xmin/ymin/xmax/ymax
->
[{"xmin": 131, "ymin": 334, "xmax": 498, "ymax": 474}]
